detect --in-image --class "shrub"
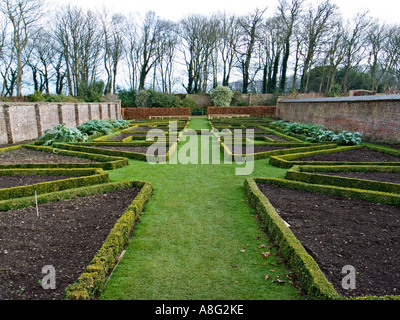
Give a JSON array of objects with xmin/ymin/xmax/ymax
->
[
  {"xmin": 78, "ymin": 81, "xmax": 105, "ymax": 102},
  {"xmin": 27, "ymin": 90, "xmax": 46, "ymax": 102},
  {"xmin": 211, "ymin": 86, "xmax": 234, "ymax": 107},
  {"xmin": 45, "ymin": 94, "xmax": 81, "ymax": 103},
  {"xmin": 135, "ymin": 90, "xmax": 150, "ymax": 108},
  {"xmin": 147, "ymin": 90, "xmax": 181, "ymax": 108},
  {"xmin": 117, "ymin": 87, "xmax": 136, "ymax": 107},
  {"xmin": 179, "ymin": 96, "xmax": 197, "ymax": 109}
]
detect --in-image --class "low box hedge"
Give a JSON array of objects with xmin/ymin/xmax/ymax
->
[
  {"xmin": 0, "ymin": 145, "xmax": 129, "ymax": 170},
  {"xmin": 53, "ymin": 141, "xmax": 178, "ymax": 163},
  {"xmin": 63, "ymin": 180, "xmax": 153, "ymax": 300},
  {"xmin": 0, "ymin": 168, "xmax": 109, "ymax": 201},
  {"xmin": 220, "ymin": 142, "xmax": 338, "ymax": 160},
  {"xmin": 245, "ymin": 177, "xmax": 400, "ymax": 300},
  {"xmin": 244, "ymin": 177, "xmax": 339, "ymax": 300},
  {"xmin": 269, "ymin": 145, "xmax": 400, "ymax": 169},
  {"xmin": 286, "ymin": 165, "xmax": 400, "ymax": 194}
]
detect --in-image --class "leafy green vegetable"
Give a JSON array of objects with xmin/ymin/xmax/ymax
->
[
  {"xmin": 38, "ymin": 124, "xmax": 88, "ymax": 146},
  {"xmin": 272, "ymin": 120, "xmax": 362, "ymax": 145}
]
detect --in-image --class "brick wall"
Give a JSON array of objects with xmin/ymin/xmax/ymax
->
[
  {"xmin": 207, "ymin": 106, "xmax": 276, "ymax": 118},
  {"xmin": 122, "ymin": 107, "xmax": 190, "ymax": 119},
  {"xmin": 0, "ymin": 101, "xmax": 122, "ymax": 144},
  {"xmin": 277, "ymin": 96, "xmax": 400, "ymax": 143}
]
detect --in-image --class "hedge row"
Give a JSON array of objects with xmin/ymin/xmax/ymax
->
[
  {"xmin": 53, "ymin": 141, "xmax": 179, "ymax": 163},
  {"xmin": 269, "ymin": 145, "xmax": 400, "ymax": 169},
  {"xmin": 64, "ymin": 180, "xmax": 153, "ymax": 300},
  {"xmin": 244, "ymin": 177, "xmax": 400, "ymax": 300},
  {"xmin": 207, "ymin": 106, "xmax": 276, "ymax": 118},
  {"xmin": 122, "ymin": 107, "xmax": 191, "ymax": 119},
  {"xmin": 0, "ymin": 168, "xmax": 109, "ymax": 201},
  {"xmin": 244, "ymin": 178, "xmax": 339, "ymax": 300},
  {"xmin": 220, "ymin": 142, "xmax": 338, "ymax": 161},
  {"xmin": 0, "ymin": 145, "xmax": 129, "ymax": 170},
  {"xmin": 286, "ymin": 165, "xmax": 400, "ymax": 194}
]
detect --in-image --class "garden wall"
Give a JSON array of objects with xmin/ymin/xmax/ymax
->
[
  {"xmin": 277, "ymin": 95, "xmax": 400, "ymax": 143},
  {"xmin": 122, "ymin": 107, "xmax": 191, "ymax": 119},
  {"xmin": 187, "ymin": 93, "xmax": 276, "ymax": 109},
  {"xmin": 207, "ymin": 106, "xmax": 276, "ymax": 118},
  {"xmin": 0, "ymin": 101, "xmax": 122, "ymax": 144}
]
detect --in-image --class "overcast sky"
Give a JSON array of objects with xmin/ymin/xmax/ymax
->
[{"xmin": 49, "ymin": 0, "xmax": 400, "ymax": 24}]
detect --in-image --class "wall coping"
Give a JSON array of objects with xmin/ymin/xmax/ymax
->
[
  {"xmin": 1, "ymin": 101, "xmax": 121, "ymax": 106},
  {"xmin": 279, "ymin": 94, "xmax": 400, "ymax": 104}
]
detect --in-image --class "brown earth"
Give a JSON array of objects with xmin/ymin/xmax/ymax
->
[
  {"xmin": 257, "ymin": 183, "xmax": 400, "ymax": 298},
  {"xmin": 0, "ymin": 187, "xmax": 140, "ymax": 300}
]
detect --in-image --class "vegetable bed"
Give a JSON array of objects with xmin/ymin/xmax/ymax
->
[{"xmin": 255, "ymin": 180, "xmax": 400, "ymax": 298}]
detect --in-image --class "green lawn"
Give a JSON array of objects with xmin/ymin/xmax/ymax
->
[{"xmin": 100, "ymin": 118, "xmax": 302, "ymax": 300}]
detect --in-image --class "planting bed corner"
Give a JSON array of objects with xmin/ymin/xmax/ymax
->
[
  {"xmin": 0, "ymin": 180, "xmax": 153, "ymax": 300},
  {"xmin": 269, "ymin": 145, "xmax": 400, "ymax": 169},
  {"xmin": 244, "ymin": 177, "xmax": 400, "ymax": 300},
  {"xmin": 0, "ymin": 145, "xmax": 128, "ymax": 170},
  {"xmin": 0, "ymin": 168, "xmax": 109, "ymax": 203},
  {"xmin": 286, "ymin": 165, "xmax": 400, "ymax": 195}
]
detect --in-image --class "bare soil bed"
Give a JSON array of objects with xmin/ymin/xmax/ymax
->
[
  {"xmin": 379, "ymin": 144, "xmax": 400, "ymax": 151},
  {"xmin": 0, "ymin": 175, "xmax": 78, "ymax": 189},
  {"xmin": 257, "ymin": 183, "xmax": 400, "ymax": 298},
  {"xmin": 0, "ymin": 187, "xmax": 140, "ymax": 300},
  {"xmin": 90, "ymin": 145, "xmax": 167, "ymax": 156},
  {"xmin": 110, "ymin": 132, "xmax": 163, "ymax": 141},
  {"xmin": 227, "ymin": 145, "xmax": 300, "ymax": 155},
  {"xmin": 299, "ymin": 148, "xmax": 400, "ymax": 162},
  {"xmin": 263, "ymin": 135, "xmax": 288, "ymax": 141},
  {"xmin": 320, "ymin": 172, "xmax": 400, "ymax": 184},
  {"xmin": 130, "ymin": 126, "xmax": 153, "ymax": 131},
  {"xmin": 0, "ymin": 148, "xmax": 97, "ymax": 165}
]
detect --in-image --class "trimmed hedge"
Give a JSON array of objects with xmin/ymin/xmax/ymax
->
[
  {"xmin": 0, "ymin": 145, "xmax": 129, "ymax": 170},
  {"xmin": 244, "ymin": 178, "xmax": 339, "ymax": 300},
  {"xmin": 269, "ymin": 145, "xmax": 400, "ymax": 169},
  {"xmin": 0, "ymin": 168, "xmax": 109, "ymax": 201},
  {"xmin": 63, "ymin": 180, "xmax": 153, "ymax": 300},
  {"xmin": 286, "ymin": 165, "xmax": 400, "ymax": 194},
  {"xmin": 245, "ymin": 177, "xmax": 400, "ymax": 300},
  {"xmin": 53, "ymin": 141, "xmax": 179, "ymax": 163}
]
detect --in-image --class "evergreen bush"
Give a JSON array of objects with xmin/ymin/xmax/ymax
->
[{"xmin": 211, "ymin": 86, "xmax": 234, "ymax": 107}]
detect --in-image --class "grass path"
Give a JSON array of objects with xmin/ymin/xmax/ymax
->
[{"xmin": 100, "ymin": 118, "xmax": 301, "ymax": 300}]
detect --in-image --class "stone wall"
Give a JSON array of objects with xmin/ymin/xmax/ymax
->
[
  {"xmin": 0, "ymin": 101, "xmax": 122, "ymax": 144},
  {"xmin": 277, "ymin": 95, "xmax": 400, "ymax": 143}
]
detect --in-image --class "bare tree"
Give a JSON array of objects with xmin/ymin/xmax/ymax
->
[
  {"xmin": 0, "ymin": 0, "xmax": 44, "ymax": 97},
  {"xmin": 101, "ymin": 10, "xmax": 125, "ymax": 95},
  {"xmin": 236, "ymin": 7, "xmax": 267, "ymax": 93},
  {"xmin": 276, "ymin": 0, "xmax": 304, "ymax": 92},
  {"xmin": 258, "ymin": 16, "xmax": 282, "ymax": 94},
  {"xmin": 217, "ymin": 12, "xmax": 241, "ymax": 87},
  {"xmin": 179, "ymin": 14, "xmax": 219, "ymax": 93},
  {"xmin": 366, "ymin": 20, "xmax": 390, "ymax": 92},
  {"xmin": 156, "ymin": 20, "xmax": 179, "ymax": 93},
  {"xmin": 341, "ymin": 11, "xmax": 372, "ymax": 92},
  {"xmin": 324, "ymin": 21, "xmax": 346, "ymax": 94},
  {"xmin": 54, "ymin": 5, "xmax": 102, "ymax": 96},
  {"xmin": 299, "ymin": 0, "xmax": 338, "ymax": 92}
]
